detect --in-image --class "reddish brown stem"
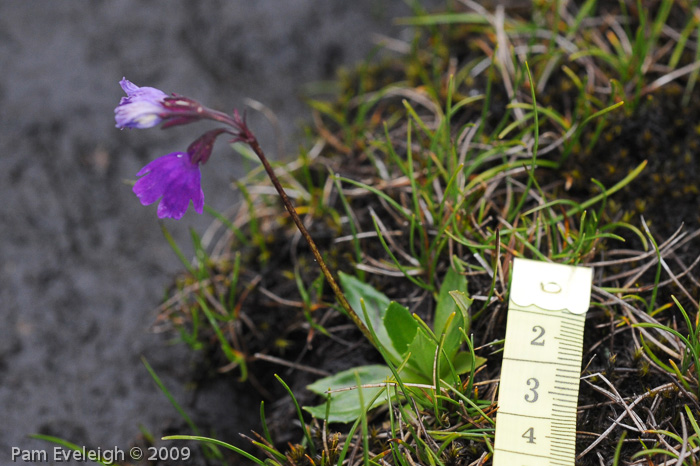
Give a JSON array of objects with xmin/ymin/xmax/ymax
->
[{"xmin": 245, "ymin": 138, "xmax": 376, "ymax": 347}]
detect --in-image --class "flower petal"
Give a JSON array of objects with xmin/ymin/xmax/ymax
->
[
  {"xmin": 115, "ymin": 78, "xmax": 168, "ymax": 129},
  {"xmin": 132, "ymin": 152, "xmax": 204, "ymax": 219}
]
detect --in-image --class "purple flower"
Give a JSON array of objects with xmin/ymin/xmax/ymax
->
[
  {"xmin": 115, "ymin": 78, "xmax": 169, "ymax": 129},
  {"xmin": 133, "ymin": 152, "xmax": 204, "ymax": 219}
]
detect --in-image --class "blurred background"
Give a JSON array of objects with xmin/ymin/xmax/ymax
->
[{"xmin": 0, "ymin": 1, "xmax": 439, "ymax": 461}]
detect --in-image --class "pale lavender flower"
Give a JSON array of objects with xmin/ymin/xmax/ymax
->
[
  {"xmin": 132, "ymin": 152, "xmax": 204, "ymax": 219},
  {"xmin": 115, "ymin": 78, "xmax": 169, "ymax": 129},
  {"xmin": 117, "ymin": 78, "xmax": 237, "ymax": 218}
]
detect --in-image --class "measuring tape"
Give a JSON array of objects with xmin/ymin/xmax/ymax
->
[{"xmin": 493, "ymin": 258, "xmax": 593, "ymax": 466}]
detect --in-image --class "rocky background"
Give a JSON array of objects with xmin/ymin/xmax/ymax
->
[{"xmin": 0, "ymin": 1, "xmax": 438, "ymax": 463}]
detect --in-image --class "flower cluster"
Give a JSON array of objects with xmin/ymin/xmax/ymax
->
[
  {"xmin": 115, "ymin": 78, "xmax": 250, "ymax": 219},
  {"xmin": 115, "ymin": 77, "xmax": 375, "ymax": 369}
]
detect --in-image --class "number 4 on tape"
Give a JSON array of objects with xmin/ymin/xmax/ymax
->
[{"xmin": 494, "ymin": 258, "xmax": 593, "ymax": 466}]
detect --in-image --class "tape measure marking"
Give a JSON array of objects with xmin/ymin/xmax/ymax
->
[{"xmin": 493, "ymin": 258, "xmax": 592, "ymax": 466}]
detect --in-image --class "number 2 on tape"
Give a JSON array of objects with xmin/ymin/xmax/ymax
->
[{"xmin": 493, "ymin": 258, "xmax": 593, "ymax": 466}]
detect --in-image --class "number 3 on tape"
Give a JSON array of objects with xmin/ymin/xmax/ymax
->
[{"xmin": 494, "ymin": 258, "xmax": 593, "ymax": 466}]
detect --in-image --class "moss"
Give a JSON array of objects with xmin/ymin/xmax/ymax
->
[{"xmin": 568, "ymin": 82, "xmax": 700, "ymax": 238}]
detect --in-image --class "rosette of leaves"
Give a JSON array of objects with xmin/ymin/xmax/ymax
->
[{"xmin": 304, "ymin": 266, "xmax": 486, "ymax": 422}]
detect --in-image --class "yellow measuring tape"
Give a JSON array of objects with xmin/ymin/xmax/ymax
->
[{"xmin": 494, "ymin": 258, "xmax": 593, "ymax": 466}]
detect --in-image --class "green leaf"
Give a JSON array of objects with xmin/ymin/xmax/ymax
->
[
  {"xmin": 685, "ymin": 405, "xmax": 700, "ymax": 439},
  {"xmin": 30, "ymin": 435, "xmax": 113, "ymax": 466},
  {"xmin": 404, "ymin": 288, "xmax": 477, "ymax": 380},
  {"xmin": 162, "ymin": 435, "xmax": 265, "ymax": 466},
  {"xmin": 438, "ymin": 291, "xmax": 473, "ymax": 359},
  {"xmin": 403, "ymin": 317, "xmax": 485, "ymax": 380},
  {"xmin": 305, "ymin": 365, "xmax": 394, "ymax": 423},
  {"xmin": 384, "ymin": 301, "xmax": 418, "ymax": 356},
  {"xmin": 338, "ymin": 272, "xmax": 399, "ymax": 362},
  {"xmin": 449, "ymin": 290, "xmax": 473, "ymax": 332},
  {"xmin": 452, "ymin": 351, "xmax": 487, "ymax": 375},
  {"xmin": 406, "ymin": 325, "xmax": 439, "ymax": 379},
  {"xmin": 338, "ymin": 271, "xmax": 389, "ymax": 324},
  {"xmin": 440, "ymin": 311, "xmax": 464, "ymax": 363},
  {"xmin": 307, "ymin": 365, "xmax": 392, "ymax": 395},
  {"xmin": 434, "ymin": 265, "xmax": 467, "ymax": 336}
]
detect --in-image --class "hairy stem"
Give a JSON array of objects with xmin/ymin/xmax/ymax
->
[{"xmin": 244, "ymin": 137, "xmax": 376, "ymax": 347}]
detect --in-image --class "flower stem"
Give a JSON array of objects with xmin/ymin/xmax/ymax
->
[{"xmin": 244, "ymin": 137, "xmax": 376, "ymax": 347}]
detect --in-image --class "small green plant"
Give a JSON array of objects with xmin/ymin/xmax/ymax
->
[
  {"xmin": 635, "ymin": 295, "xmax": 700, "ymax": 398},
  {"xmin": 304, "ymin": 265, "xmax": 486, "ymax": 422}
]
